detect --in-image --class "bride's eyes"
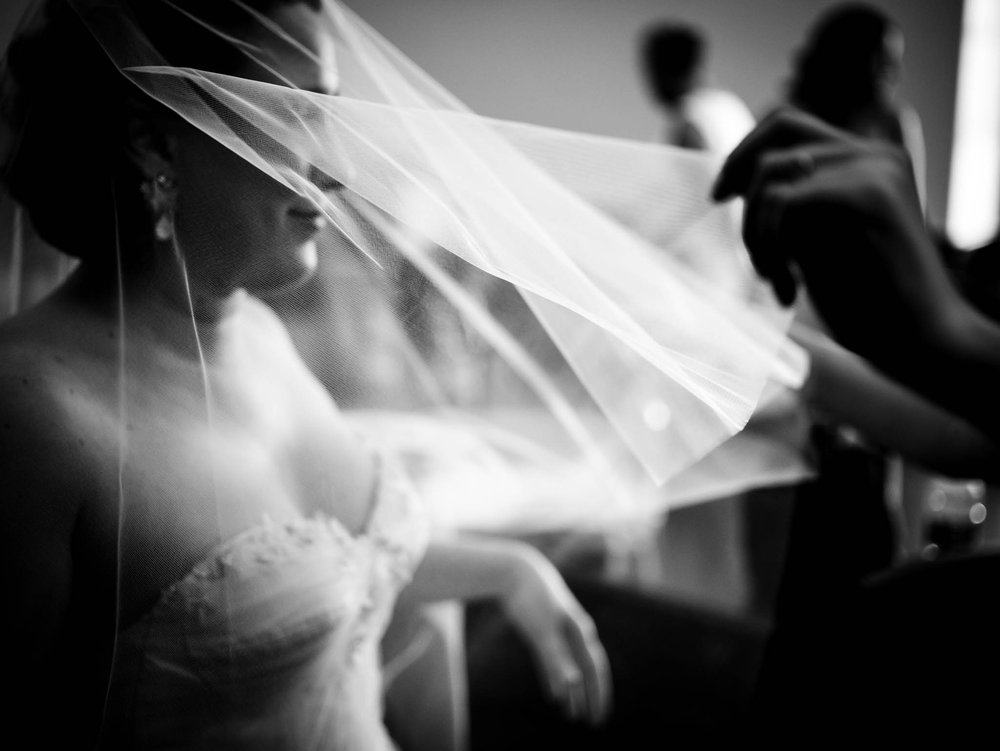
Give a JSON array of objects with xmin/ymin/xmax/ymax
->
[{"xmin": 280, "ymin": 91, "xmax": 341, "ymax": 134}]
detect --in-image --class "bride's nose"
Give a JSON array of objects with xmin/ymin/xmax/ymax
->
[{"xmin": 308, "ymin": 163, "xmax": 345, "ymax": 193}]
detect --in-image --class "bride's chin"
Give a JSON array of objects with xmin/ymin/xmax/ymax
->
[{"xmin": 253, "ymin": 243, "xmax": 319, "ymax": 295}]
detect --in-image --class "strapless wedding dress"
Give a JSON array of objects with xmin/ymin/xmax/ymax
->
[{"xmin": 103, "ymin": 453, "xmax": 430, "ymax": 750}]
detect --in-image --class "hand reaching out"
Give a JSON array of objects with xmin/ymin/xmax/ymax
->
[
  {"xmin": 499, "ymin": 548, "xmax": 613, "ymax": 726},
  {"xmin": 711, "ymin": 107, "xmax": 949, "ymax": 363},
  {"xmin": 710, "ymin": 106, "xmax": 1000, "ymax": 444}
]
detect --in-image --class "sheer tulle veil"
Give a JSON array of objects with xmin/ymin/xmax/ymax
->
[{"xmin": 1, "ymin": 0, "xmax": 812, "ymax": 535}]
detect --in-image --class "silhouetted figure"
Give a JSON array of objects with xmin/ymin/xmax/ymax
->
[
  {"xmin": 786, "ymin": 2, "xmax": 926, "ymax": 200},
  {"xmin": 746, "ymin": 4, "xmax": 935, "ymax": 733},
  {"xmin": 640, "ymin": 21, "xmax": 754, "ymax": 157},
  {"xmin": 715, "ymin": 102, "xmax": 1000, "ymax": 743}
]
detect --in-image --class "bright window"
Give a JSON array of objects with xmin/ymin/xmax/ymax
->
[{"xmin": 947, "ymin": 0, "xmax": 1000, "ymax": 250}]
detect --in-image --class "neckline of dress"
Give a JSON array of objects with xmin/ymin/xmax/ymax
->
[
  {"xmin": 206, "ymin": 446, "xmax": 387, "ymax": 566},
  {"xmin": 132, "ymin": 446, "xmax": 392, "ymax": 619}
]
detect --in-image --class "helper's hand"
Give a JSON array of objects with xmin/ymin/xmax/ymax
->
[{"xmin": 711, "ymin": 108, "xmax": 941, "ymax": 359}]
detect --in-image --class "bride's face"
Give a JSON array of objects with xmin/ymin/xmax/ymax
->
[{"xmin": 169, "ymin": 2, "xmax": 341, "ymax": 297}]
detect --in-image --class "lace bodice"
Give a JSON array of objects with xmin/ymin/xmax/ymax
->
[{"xmin": 104, "ymin": 451, "xmax": 430, "ymax": 750}]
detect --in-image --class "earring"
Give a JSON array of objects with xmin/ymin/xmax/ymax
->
[{"xmin": 140, "ymin": 172, "xmax": 177, "ymax": 242}]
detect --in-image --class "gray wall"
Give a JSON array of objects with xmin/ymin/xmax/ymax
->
[
  {"xmin": 1, "ymin": 0, "xmax": 963, "ymax": 229},
  {"xmin": 346, "ymin": 0, "xmax": 962, "ymax": 232}
]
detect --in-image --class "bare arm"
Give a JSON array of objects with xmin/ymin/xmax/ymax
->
[
  {"xmin": 794, "ymin": 322, "xmax": 1000, "ymax": 482},
  {"xmin": 0, "ymin": 370, "xmax": 81, "ymax": 739},
  {"xmin": 398, "ymin": 534, "xmax": 612, "ymax": 725}
]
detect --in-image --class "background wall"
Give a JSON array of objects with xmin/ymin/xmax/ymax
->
[
  {"xmin": 0, "ymin": 0, "xmax": 963, "ymax": 231},
  {"xmin": 343, "ymin": 0, "xmax": 962, "ymax": 232}
]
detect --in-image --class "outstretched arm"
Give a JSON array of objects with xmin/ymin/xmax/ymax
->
[
  {"xmin": 397, "ymin": 534, "xmax": 612, "ymax": 726},
  {"xmin": 793, "ymin": 321, "xmax": 1000, "ymax": 482}
]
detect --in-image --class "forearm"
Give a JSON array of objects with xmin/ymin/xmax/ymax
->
[
  {"xmin": 892, "ymin": 300, "xmax": 1000, "ymax": 446},
  {"xmin": 802, "ymin": 213, "xmax": 1000, "ymax": 444},
  {"xmin": 797, "ymin": 324, "xmax": 1000, "ymax": 481},
  {"xmin": 398, "ymin": 534, "xmax": 542, "ymax": 607}
]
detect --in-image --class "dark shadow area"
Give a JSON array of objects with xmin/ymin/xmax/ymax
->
[{"xmin": 466, "ymin": 575, "xmax": 768, "ymax": 749}]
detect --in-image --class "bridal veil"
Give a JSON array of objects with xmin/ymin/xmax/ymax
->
[{"xmin": 0, "ymin": 0, "xmax": 814, "ymax": 577}]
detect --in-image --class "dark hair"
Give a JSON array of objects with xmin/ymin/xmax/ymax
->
[
  {"xmin": 787, "ymin": 3, "xmax": 898, "ymax": 128},
  {"xmin": 1, "ymin": 0, "xmax": 321, "ymax": 263},
  {"xmin": 640, "ymin": 22, "xmax": 704, "ymax": 105}
]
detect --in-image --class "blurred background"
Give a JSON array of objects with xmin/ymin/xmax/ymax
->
[{"xmin": 0, "ymin": 0, "xmax": 981, "ymax": 241}]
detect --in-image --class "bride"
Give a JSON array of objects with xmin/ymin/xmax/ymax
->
[{"xmin": 0, "ymin": 1, "xmax": 614, "ymax": 748}]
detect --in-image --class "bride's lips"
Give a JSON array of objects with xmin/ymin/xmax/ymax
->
[{"xmin": 287, "ymin": 206, "xmax": 328, "ymax": 235}]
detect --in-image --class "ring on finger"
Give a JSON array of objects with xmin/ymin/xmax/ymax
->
[{"xmin": 792, "ymin": 149, "xmax": 815, "ymax": 177}]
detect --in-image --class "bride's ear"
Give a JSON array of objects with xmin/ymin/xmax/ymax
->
[{"xmin": 124, "ymin": 98, "xmax": 178, "ymax": 181}]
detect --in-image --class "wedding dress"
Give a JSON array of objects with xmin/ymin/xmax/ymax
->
[{"xmin": 102, "ymin": 451, "xmax": 430, "ymax": 751}]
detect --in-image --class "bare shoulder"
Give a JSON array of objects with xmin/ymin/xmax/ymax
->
[
  {"xmin": 0, "ymin": 309, "xmax": 114, "ymax": 526},
  {"xmin": 0, "ymin": 312, "xmax": 110, "ymax": 687}
]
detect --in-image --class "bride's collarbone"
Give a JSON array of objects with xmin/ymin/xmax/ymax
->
[
  {"xmin": 113, "ymin": 381, "xmax": 376, "ymax": 519},
  {"xmin": 7, "ymin": 295, "xmax": 377, "ymax": 528}
]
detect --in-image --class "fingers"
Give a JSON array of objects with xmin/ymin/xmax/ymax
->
[
  {"xmin": 733, "ymin": 140, "xmax": 864, "ymax": 306},
  {"xmin": 561, "ymin": 664, "xmax": 589, "ymax": 725},
  {"xmin": 564, "ymin": 609, "xmax": 613, "ymax": 725},
  {"xmin": 537, "ymin": 635, "xmax": 586, "ymax": 719},
  {"xmin": 711, "ymin": 106, "xmax": 849, "ymax": 201},
  {"xmin": 541, "ymin": 636, "xmax": 598, "ymax": 724},
  {"xmin": 741, "ymin": 150, "xmax": 810, "ymax": 306},
  {"xmin": 534, "ymin": 609, "xmax": 612, "ymax": 726}
]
